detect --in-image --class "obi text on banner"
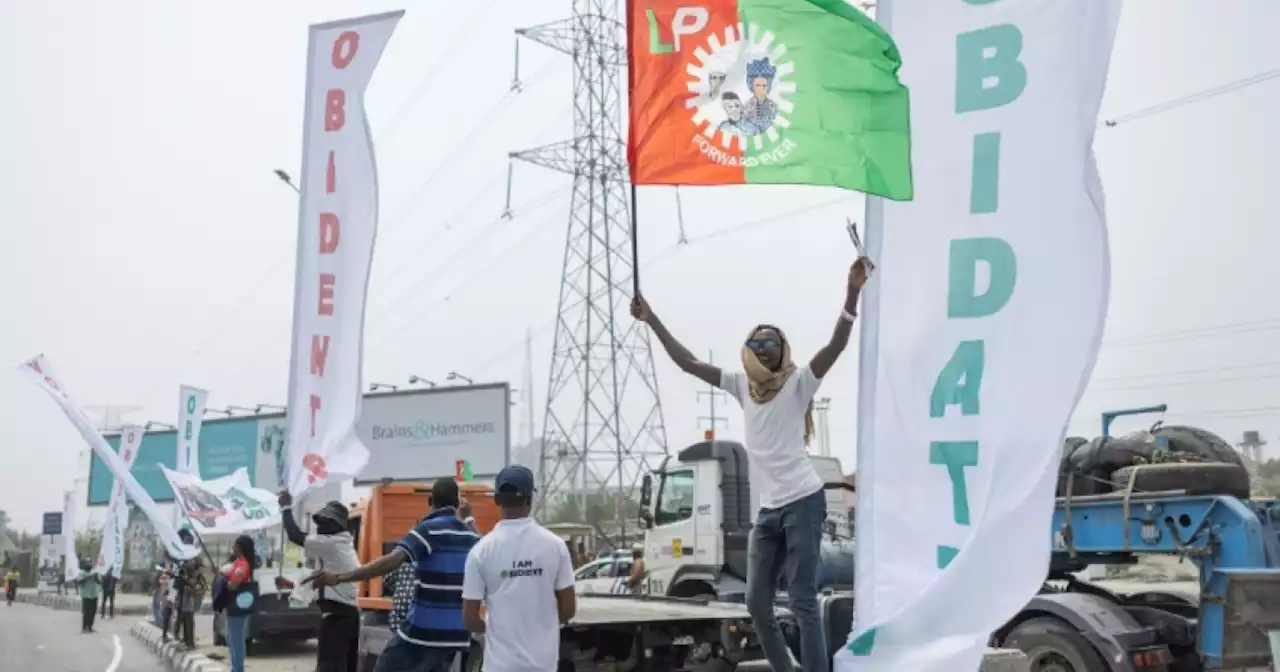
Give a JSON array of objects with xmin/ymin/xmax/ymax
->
[
  {"xmin": 842, "ymin": 2, "xmax": 1121, "ymax": 671},
  {"xmin": 285, "ymin": 10, "xmax": 404, "ymax": 497}
]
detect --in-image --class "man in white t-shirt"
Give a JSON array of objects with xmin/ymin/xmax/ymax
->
[
  {"xmin": 631, "ymin": 256, "xmax": 872, "ymax": 672},
  {"xmin": 462, "ymin": 465, "xmax": 577, "ymax": 671},
  {"xmin": 279, "ymin": 493, "xmax": 361, "ymax": 672}
]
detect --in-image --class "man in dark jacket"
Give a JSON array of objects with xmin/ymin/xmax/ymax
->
[{"xmin": 100, "ymin": 569, "xmax": 117, "ymax": 618}]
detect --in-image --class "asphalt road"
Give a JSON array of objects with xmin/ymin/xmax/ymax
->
[{"xmin": 0, "ymin": 601, "xmax": 166, "ymax": 672}]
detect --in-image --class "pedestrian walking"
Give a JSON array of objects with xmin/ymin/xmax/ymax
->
[
  {"xmin": 305, "ymin": 478, "xmax": 479, "ymax": 672},
  {"xmin": 462, "ymin": 465, "xmax": 577, "ymax": 671},
  {"xmin": 5, "ymin": 566, "xmax": 19, "ymax": 605},
  {"xmin": 99, "ymin": 569, "xmax": 116, "ymax": 618},
  {"xmin": 76, "ymin": 561, "xmax": 102, "ymax": 633}
]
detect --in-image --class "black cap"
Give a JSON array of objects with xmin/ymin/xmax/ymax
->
[
  {"xmin": 495, "ymin": 465, "xmax": 536, "ymax": 497},
  {"xmin": 312, "ymin": 501, "xmax": 350, "ymax": 528}
]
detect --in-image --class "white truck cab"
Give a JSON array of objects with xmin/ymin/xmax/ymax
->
[{"xmin": 638, "ymin": 440, "xmax": 854, "ymax": 601}]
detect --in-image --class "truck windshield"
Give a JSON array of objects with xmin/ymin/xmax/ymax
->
[{"xmin": 655, "ymin": 469, "xmax": 695, "ymax": 525}]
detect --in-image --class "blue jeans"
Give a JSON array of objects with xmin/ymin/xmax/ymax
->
[
  {"xmin": 226, "ymin": 615, "xmax": 249, "ymax": 672},
  {"xmin": 746, "ymin": 489, "xmax": 827, "ymax": 672},
  {"xmin": 373, "ymin": 633, "xmax": 458, "ymax": 672},
  {"xmin": 152, "ymin": 600, "xmax": 162, "ymax": 627}
]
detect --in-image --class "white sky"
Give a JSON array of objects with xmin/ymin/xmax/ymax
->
[{"xmin": 1, "ymin": 1, "xmax": 1277, "ymax": 531}]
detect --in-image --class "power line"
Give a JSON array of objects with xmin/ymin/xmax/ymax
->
[
  {"xmin": 1102, "ymin": 317, "xmax": 1280, "ymax": 347},
  {"xmin": 1102, "ymin": 67, "xmax": 1280, "ymax": 128}
]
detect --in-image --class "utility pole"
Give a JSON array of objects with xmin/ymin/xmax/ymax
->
[
  {"xmin": 814, "ymin": 397, "xmax": 833, "ymax": 457},
  {"xmin": 697, "ymin": 352, "xmax": 729, "ymax": 441},
  {"xmin": 514, "ymin": 1, "xmax": 670, "ymax": 531}
]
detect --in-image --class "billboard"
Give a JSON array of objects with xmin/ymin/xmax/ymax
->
[
  {"xmin": 41, "ymin": 511, "xmax": 62, "ymax": 536},
  {"xmin": 357, "ymin": 384, "xmax": 511, "ymax": 484},
  {"xmin": 87, "ymin": 384, "xmax": 511, "ymax": 502}
]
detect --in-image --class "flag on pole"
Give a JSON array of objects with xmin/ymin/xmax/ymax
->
[
  {"xmin": 176, "ymin": 386, "xmax": 208, "ymax": 474},
  {"xmin": 18, "ymin": 355, "xmax": 199, "ymax": 560},
  {"xmin": 456, "ymin": 459, "xmax": 473, "ymax": 482},
  {"xmin": 173, "ymin": 385, "xmax": 209, "ymax": 538},
  {"xmin": 627, "ymin": 0, "xmax": 912, "ymax": 199},
  {"xmin": 95, "ymin": 424, "xmax": 143, "ymax": 575},
  {"xmin": 161, "ymin": 467, "xmax": 282, "ymax": 536},
  {"xmin": 60, "ymin": 491, "xmax": 77, "ymax": 583},
  {"xmin": 285, "ymin": 10, "xmax": 404, "ymax": 498}
]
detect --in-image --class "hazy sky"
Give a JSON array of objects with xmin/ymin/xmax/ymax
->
[{"xmin": 1, "ymin": 1, "xmax": 1277, "ymax": 531}]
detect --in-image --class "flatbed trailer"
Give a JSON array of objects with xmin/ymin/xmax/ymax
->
[
  {"xmin": 359, "ymin": 592, "xmax": 762, "ymax": 671},
  {"xmin": 1002, "ymin": 489, "xmax": 1280, "ymax": 671}
]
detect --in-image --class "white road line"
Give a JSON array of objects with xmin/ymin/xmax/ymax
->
[{"xmin": 106, "ymin": 634, "xmax": 123, "ymax": 672}]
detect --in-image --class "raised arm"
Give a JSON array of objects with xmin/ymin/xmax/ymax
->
[
  {"xmin": 810, "ymin": 257, "xmax": 872, "ymax": 379},
  {"xmin": 278, "ymin": 491, "xmax": 308, "ymax": 547},
  {"xmin": 632, "ymin": 296, "xmax": 721, "ymax": 386}
]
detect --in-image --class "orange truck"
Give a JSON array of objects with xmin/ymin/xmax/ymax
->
[{"xmin": 351, "ymin": 482, "xmax": 760, "ymax": 672}]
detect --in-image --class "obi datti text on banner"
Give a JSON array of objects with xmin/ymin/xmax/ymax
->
[{"xmin": 843, "ymin": 1, "xmax": 1120, "ymax": 671}]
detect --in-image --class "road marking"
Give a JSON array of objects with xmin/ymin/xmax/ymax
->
[{"xmin": 106, "ymin": 634, "xmax": 122, "ymax": 672}]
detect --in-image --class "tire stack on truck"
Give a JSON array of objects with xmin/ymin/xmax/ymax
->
[{"xmin": 1057, "ymin": 424, "xmax": 1251, "ymax": 500}]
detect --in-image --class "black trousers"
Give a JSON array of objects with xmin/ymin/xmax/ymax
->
[
  {"xmin": 161, "ymin": 605, "xmax": 194, "ymax": 646},
  {"xmin": 81, "ymin": 598, "xmax": 98, "ymax": 631},
  {"xmin": 100, "ymin": 587, "xmax": 115, "ymax": 617},
  {"xmin": 316, "ymin": 600, "xmax": 361, "ymax": 672}
]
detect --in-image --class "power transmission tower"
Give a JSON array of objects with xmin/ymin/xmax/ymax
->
[
  {"xmin": 511, "ymin": 1, "xmax": 669, "ymax": 531},
  {"xmin": 697, "ymin": 352, "xmax": 728, "ymax": 441}
]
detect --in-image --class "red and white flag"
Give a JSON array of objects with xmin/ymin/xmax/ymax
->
[
  {"xmin": 285, "ymin": 11, "xmax": 403, "ymax": 497},
  {"xmin": 95, "ymin": 424, "xmax": 143, "ymax": 575}
]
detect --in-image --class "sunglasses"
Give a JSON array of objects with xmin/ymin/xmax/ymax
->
[{"xmin": 747, "ymin": 339, "xmax": 780, "ymax": 351}]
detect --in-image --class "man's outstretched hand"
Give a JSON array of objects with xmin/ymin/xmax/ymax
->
[
  {"xmin": 301, "ymin": 569, "xmax": 341, "ymax": 587},
  {"xmin": 630, "ymin": 296, "xmax": 653, "ymax": 323},
  {"xmin": 849, "ymin": 256, "xmax": 875, "ymax": 294}
]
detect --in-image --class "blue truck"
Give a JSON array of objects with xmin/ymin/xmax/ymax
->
[{"xmin": 640, "ymin": 407, "xmax": 1280, "ymax": 670}]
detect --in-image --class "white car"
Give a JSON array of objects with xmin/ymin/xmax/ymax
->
[{"xmin": 574, "ymin": 555, "xmax": 634, "ymax": 595}]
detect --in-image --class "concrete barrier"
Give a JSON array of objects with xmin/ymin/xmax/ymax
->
[{"xmin": 131, "ymin": 620, "xmax": 227, "ymax": 672}]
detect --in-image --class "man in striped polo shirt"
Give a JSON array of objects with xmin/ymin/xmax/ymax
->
[{"xmin": 306, "ymin": 477, "xmax": 479, "ymax": 672}]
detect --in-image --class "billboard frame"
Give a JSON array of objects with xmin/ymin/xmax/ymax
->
[
  {"xmin": 352, "ymin": 382, "xmax": 512, "ymax": 486},
  {"xmin": 87, "ymin": 383, "xmax": 512, "ymax": 504}
]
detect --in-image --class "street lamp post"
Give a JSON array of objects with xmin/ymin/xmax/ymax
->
[
  {"xmin": 446, "ymin": 372, "xmax": 474, "ymax": 385},
  {"xmin": 255, "ymin": 404, "xmax": 287, "ymax": 414},
  {"xmin": 227, "ymin": 405, "xmax": 257, "ymax": 415},
  {"xmin": 274, "ymin": 169, "xmax": 300, "ymax": 194},
  {"xmin": 144, "ymin": 422, "xmax": 177, "ymax": 431},
  {"xmin": 369, "ymin": 383, "xmax": 399, "ymax": 393},
  {"xmin": 408, "ymin": 375, "xmax": 438, "ymax": 388},
  {"xmin": 205, "ymin": 408, "xmax": 234, "ymax": 418}
]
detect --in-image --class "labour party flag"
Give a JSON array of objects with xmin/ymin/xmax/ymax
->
[{"xmin": 627, "ymin": 0, "xmax": 912, "ymax": 200}]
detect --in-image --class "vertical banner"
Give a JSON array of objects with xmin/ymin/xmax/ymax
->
[
  {"xmin": 61, "ymin": 490, "xmax": 77, "ymax": 582},
  {"xmin": 18, "ymin": 355, "xmax": 199, "ymax": 560},
  {"xmin": 176, "ymin": 385, "xmax": 209, "ymax": 474},
  {"xmin": 95, "ymin": 424, "xmax": 144, "ymax": 575},
  {"xmin": 285, "ymin": 10, "xmax": 403, "ymax": 497},
  {"xmin": 843, "ymin": 2, "xmax": 1120, "ymax": 671},
  {"xmin": 173, "ymin": 385, "xmax": 208, "ymax": 537}
]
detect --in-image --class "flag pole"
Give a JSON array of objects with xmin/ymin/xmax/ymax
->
[{"xmin": 630, "ymin": 182, "xmax": 640, "ymax": 296}]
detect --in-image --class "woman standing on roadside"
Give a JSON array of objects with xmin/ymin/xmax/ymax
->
[{"xmin": 222, "ymin": 535, "xmax": 257, "ymax": 672}]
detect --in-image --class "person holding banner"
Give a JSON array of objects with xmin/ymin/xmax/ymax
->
[
  {"xmin": 631, "ymin": 256, "xmax": 872, "ymax": 672},
  {"xmin": 279, "ymin": 492, "xmax": 361, "ymax": 672}
]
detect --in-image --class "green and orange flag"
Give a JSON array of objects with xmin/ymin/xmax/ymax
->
[{"xmin": 627, "ymin": 0, "xmax": 912, "ymax": 200}]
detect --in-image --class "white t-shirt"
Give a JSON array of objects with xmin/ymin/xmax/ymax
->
[
  {"xmin": 305, "ymin": 532, "xmax": 359, "ymax": 606},
  {"xmin": 462, "ymin": 518, "xmax": 575, "ymax": 671},
  {"xmin": 719, "ymin": 367, "xmax": 825, "ymax": 509}
]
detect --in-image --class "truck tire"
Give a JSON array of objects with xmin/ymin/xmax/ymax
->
[
  {"xmin": 1003, "ymin": 617, "xmax": 1108, "ymax": 672},
  {"xmin": 1152, "ymin": 425, "xmax": 1243, "ymax": 466},
  {"xmin": 1111, "ymin": 462, "xmax": 1250, "ymax": 499}
]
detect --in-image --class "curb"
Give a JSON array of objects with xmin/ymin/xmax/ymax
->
[
  {"xmin": 15, "ymin": 591, "xmax": 209, "ymax": 615},
  {"xmin": 131, "ymin": 620, "xmax": 228, "ymax": 672}
]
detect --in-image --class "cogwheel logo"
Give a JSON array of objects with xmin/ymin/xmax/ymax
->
[{"xmin": 686, "ymin": 23, "xmax": 795, "ymax": 152}]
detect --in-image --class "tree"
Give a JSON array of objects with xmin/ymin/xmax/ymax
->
[
  {"xmin": 74, "ymin": 528, "xmax": 103, "ymax": 566},
  {"xmin": 1254, "ymin": 459, "xmax": 1280, "ymax": 498},
  {"xmin": 548, "ymin": 492, "xmax": 642, "ymax": 527},
  {"xmin": 0, "ymin": 509, "xmax": 10, "ymax": 533}
]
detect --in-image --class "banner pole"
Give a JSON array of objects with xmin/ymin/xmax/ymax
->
[{"xmin": 630, "ymin": 182, "xmax": 640, "ymax": 296}]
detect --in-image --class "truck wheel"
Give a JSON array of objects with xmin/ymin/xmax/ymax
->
[
  {"xmin": 1111, "ymin": 462, "xmax": 1250, "ymax": 499},
  {"xmin": 1152, "ymin": 425, "xmax": 1242, "ymax": 465},
  {"xmin": 1003, "ymin": 617, "xmax": 1108, "ymax": 672}
]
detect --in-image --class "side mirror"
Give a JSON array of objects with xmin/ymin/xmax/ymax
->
[{"xmin": 640, "ymin": 473, "xmax": 653, "ymax": 507}]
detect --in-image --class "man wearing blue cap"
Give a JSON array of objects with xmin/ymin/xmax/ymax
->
[{"xmin": 462, "ymin": 465, "xmax": 577, "ymax": 671}]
